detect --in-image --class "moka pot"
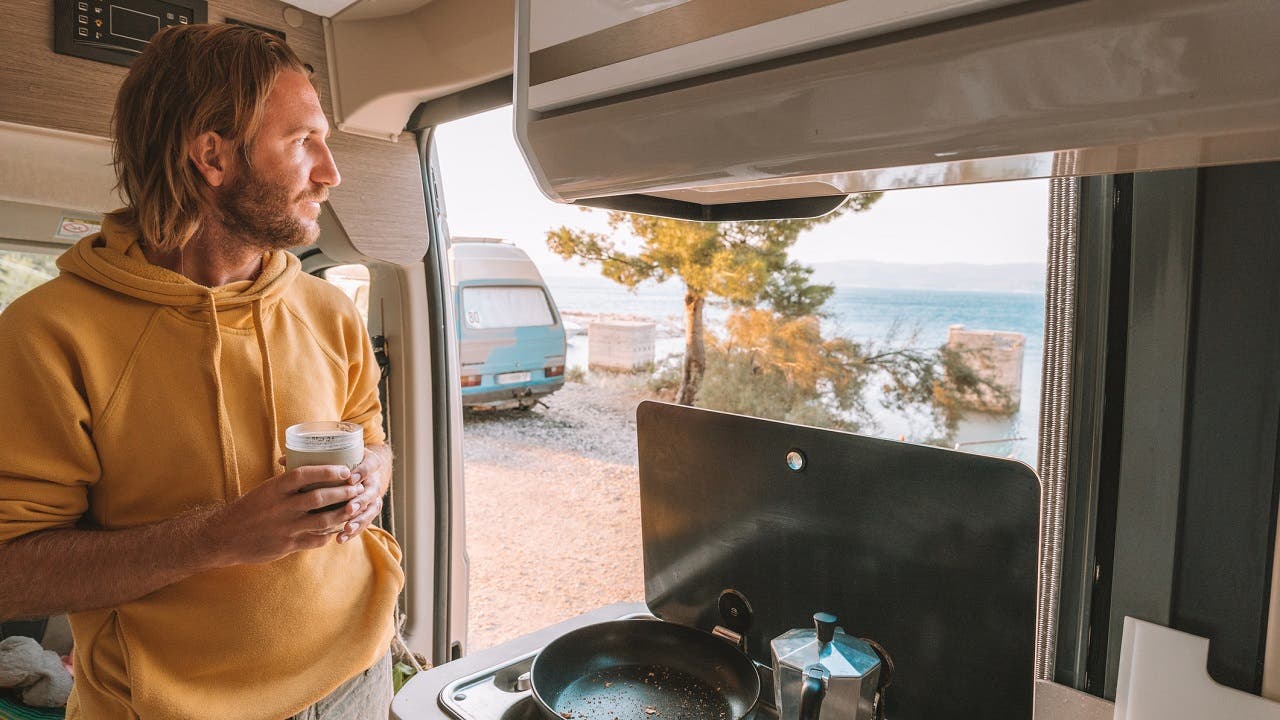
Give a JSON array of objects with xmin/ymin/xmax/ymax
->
[{"xmin": 770, "ymin": 612, "xmax": 881, "ymax": 720}]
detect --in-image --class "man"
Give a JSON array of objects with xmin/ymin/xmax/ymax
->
[{"xmin": 0, "ymin": 24, "xmax": 404, "ymax": 719}]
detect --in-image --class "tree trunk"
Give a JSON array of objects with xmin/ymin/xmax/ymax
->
[{"xmin": 677, "ymin": 290, "xmax": 706, "ymax": 405}]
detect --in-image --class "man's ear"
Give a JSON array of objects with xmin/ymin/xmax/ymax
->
[{"xmin": 188, "ymin": 131, "xmax": 233, "ymax": 188}]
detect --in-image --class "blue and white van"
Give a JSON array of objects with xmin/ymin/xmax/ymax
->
[{"xmin": 448, "ymin": 239, "xmax": 566, "ymax": 408}]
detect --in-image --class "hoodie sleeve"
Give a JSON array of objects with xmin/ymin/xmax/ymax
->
[
  {"xmin": 341, "ymin": 309, "xmax": 386, "ymax": 449},
  {"xmin": 0, "ymin": 298, "xmax": 97, "ymax": 544}
]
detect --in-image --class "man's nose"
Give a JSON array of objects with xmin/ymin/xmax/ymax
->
[{"xmin": 313, "ymin": 142, "xmax": 341, "ymax": 188}]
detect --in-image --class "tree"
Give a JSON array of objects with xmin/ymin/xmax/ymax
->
[
  {"xmin": 695, "ymin": 309, "xmax": 999, "ymax": 442},
  {"xmin": 546, "ymin": 195, "xmax": 880, "ymax": 404}
]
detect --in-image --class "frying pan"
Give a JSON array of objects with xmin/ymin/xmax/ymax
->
[{"xmin": 529, "ymin": 619, "xmax": 760, "ymax": 720}]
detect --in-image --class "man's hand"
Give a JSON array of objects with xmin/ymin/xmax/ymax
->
[
  {"xmin": 204, "ymin": 465, "xmax": 366, "ymax": 566},
  {"xmin": 337, "ymin": 445, "xmax": 391, "ymax": 544},
  {"xmin": 0, "ymin": 462, "xmax": 373, "ymax": 619}
]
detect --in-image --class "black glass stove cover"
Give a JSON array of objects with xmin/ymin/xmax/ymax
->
[{"xmin": 637, "ymin": 401, "xmax": 1040, "ymax": 719}]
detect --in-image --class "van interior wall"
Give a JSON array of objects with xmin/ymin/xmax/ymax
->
[
  {"xmin": 0, "ymin": 1, "xmax": 428, "ymax": 264},
  {"xmin": 0, "ymin": 199, "xmax": 100, "ymax": 246},
  {"xmin": 326, "ymin": 0, "xmax": 512, "ymax": 140},
  {"xmin": 1089, "ymin": 161, "xmax": 1280, "ymax": 699},
  {"xmin": 1172, "ymin": 162, "xmax": 1280, "ymax": 695}
]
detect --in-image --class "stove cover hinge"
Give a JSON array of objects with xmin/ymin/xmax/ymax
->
[{"xmin": 712, "ymin": 625, "xmax": 746, "ymax": 653}]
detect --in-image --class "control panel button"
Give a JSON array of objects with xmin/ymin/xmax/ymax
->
[
  {"xmin": 179, "ymin": 15, "xmax": 189, "ymax": 23},
  {"xmin": 77, "ymin": 1, "xmax": 88, "ymax": 10},
  {"xmin": 77, "ymin": 26, "xmax": 88, "ymax": 36},
  {"xmin": 78, "ymin": 14, "xmax": 88, "ymax": 23}
]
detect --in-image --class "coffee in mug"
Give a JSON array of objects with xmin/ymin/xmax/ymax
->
[{"xmin": 285, "ymin": 421, "xmax": 364, "ymax": 512}]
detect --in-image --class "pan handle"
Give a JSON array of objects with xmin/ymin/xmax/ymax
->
[{"xmin": 799, "ymin": 665, "xmax": 828, "ymax": 720}]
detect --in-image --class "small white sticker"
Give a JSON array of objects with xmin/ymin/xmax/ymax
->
[
  {"xmin": 54, "ymin": 217, "xmax": 101, "ymax": 242},
  {"xmin": 466, "ymin": 310, "xmax": 482, "ymax": 327}
]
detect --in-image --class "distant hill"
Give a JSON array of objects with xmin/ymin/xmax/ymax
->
[{"xmin": 810, "ymin": 260, "xmax": 1045, "ymax": 293}]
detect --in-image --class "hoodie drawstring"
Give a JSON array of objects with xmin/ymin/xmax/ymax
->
[
  {"xmin": 252, "ymin": 298, "xmax": 282, "ymax": 475},
  {"xmin": 205, "ymin": 293, "xmax": 241, "ymax": 499},
  {"xmin": 61, "ymin": 224, "xmax": 300, "ymax": 499}
]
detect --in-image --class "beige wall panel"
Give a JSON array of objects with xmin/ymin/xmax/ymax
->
[
  {"xmin": 326, "ymin": 0, "xmax": 511, "ymax": 140},
  {"xmin": 0, "ymin": 123, "xmax": 118, "ymax": 212},
  {"xmin": 1, "ymin": 3, "xmax": 127, "ymax": 137},
  {"xmin": 0, "ymin": 0, "xmax": 426, "ymax": 262},
  {"xmin": 326, "ymin": 130, "xmax": 428, "ymax": 264}
]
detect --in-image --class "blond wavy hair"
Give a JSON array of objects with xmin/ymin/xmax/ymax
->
[{"xmin": 110, "ymin": 24, "xmax": 309, "ymax": 252}]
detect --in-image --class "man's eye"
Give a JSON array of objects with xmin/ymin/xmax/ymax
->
[{"xmin": 296, "ymin": 137, "xmax": 309, "ymax": 146}]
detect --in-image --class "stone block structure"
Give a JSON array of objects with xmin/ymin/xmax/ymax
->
[
  {"xmin": 945, "ymin": 324, "xmax": 1025, "ymax": 414},
  {"xmin": 588, "ymin": 321, "xmax": 656, "ymax": 371}
]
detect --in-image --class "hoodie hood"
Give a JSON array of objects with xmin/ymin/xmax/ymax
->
[
  {"xmin": 57, "ymin": 213, "xmax": 300, "ymax": 308},
  {"xmin": 57, "ymin": 212, "xmax": 303, "ymax": 498}
]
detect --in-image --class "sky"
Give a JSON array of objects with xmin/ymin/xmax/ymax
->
[{"xmin": 434, "ymin": 107, "xmax": 1049, "ymax": 279}]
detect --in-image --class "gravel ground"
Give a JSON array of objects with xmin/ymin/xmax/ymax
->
[{"xmin": 462, "ymin": 374, "xmax": 653, "ymax": 652}]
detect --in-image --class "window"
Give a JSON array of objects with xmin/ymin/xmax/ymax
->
[
  {"xmin": 436, "ymin": 107, "xmax": 1049, "ymax": 654},
  {"xmin": 461, "ymin": 286, "xmax": 554, "ymax": 330},
  {"xmin": 321, "ymin": 264, "xmax": 370, "ymax": 324},
  {"xmin": 0, "ymin": 247, "xmax": 59, "ymax": 311}
]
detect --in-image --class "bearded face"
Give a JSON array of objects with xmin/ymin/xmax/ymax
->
[
  {"xmin": 206, "ymin": 70, "xmax": 338, "ymax": 254},
  {"xmin": 216, "ymin": 162, "xmax": 326, "ymax": 252}
]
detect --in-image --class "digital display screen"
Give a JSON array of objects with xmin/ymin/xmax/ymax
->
[{"xmin": 110, "ymin": 5, "xmax": 160, "ymax": 43}]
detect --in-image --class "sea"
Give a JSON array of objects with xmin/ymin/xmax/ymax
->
[{"xmin": 546, "ymin": 275, "xmax": 1045, "ymax": 467}]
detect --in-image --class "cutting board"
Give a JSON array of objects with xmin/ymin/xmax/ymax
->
[{"xmin": 1115, "ymin": 617, "xmax": 1280, "ymax": 719}]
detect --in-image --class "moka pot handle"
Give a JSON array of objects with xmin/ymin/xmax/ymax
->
[{"xmin": 799, "ymin": 665, "xmax": 828, "ymax": 720}]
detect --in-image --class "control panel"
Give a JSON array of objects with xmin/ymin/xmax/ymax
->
[{"xmin": 53, "ymin": 0, "xmax": 209, "ymax": 67}]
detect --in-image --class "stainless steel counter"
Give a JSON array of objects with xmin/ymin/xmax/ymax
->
[
  {"xmin": 1033, "ymin": 680, "xmax": 1114, "ymax": 720},
  {"xmin": 394, "ymin": 603, "xmax": 1113, "ymax": 720},
  {"xmin": 391, "ymin": 603, "xmax": 648, "ymax": 720}
]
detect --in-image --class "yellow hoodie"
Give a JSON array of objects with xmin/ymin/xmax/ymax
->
[{"xmin": 0, "ymin": 215, "xmax": 405, "ymax": 719}]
